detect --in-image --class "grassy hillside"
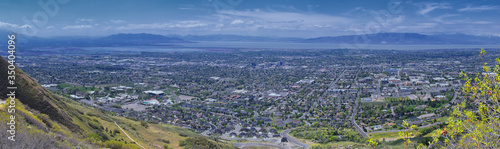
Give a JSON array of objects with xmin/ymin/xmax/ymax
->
[
  {"xmin": 0, "ymin": 56, "xmax": 80, "ymax": 133},
  {"xmin": 0, "ymin": 57, "xmax": 235, "ymax": 149}
]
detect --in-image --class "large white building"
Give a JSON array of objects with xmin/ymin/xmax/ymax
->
[{"xmin": 143, "ymin": 90, "xmax": 165, "ymax": 95}]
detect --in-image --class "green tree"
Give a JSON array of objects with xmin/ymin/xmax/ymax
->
[
  {"xmin": 163, "ymin": 144, "xmax": 173, "ymax": 149},
  {"xmin": 365, "ymin": 138, "xmax": 379, "ymax": 149},
  {"xmin": 419, "ymin": 49, "xmax": 500, "ymax": 148},
  {"xmin": 398, "ymin": 120, "xmax": 417, "ymax": 149},
  {"xmin": 140, "ymin": 120, "xmax": 149, "ymax": 128}
]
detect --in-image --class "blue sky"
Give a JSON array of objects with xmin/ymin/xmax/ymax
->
[{"xmin": 1, "ymin": 0, "xmax": 499, "ymax": 37}]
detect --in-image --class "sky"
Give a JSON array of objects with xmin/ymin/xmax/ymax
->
[{"xmin": 0, "ymin": 0, "xmax": 499, "ymax": 38}]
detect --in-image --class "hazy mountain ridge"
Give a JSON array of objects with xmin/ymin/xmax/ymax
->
[
  {"xmin": 175, "ymin": 33, "xmax": 500, "ymax": 44},
  {"xmin": 2, "ymin": 29, "xmax": 499, "ymax": 48},
  {"xmin": 178, "ymin": 34, "xmax": 302, "ymax": 42},
  {"xmin": 0, "ymin": 30, "xmax": 189, "ymax": 48},
  {"xmin": 302, "ymin": 33, "xmax": 500, "ymax": 44}
]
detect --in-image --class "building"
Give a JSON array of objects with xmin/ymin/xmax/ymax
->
[
  {"xmin": 372, "ymin": 125, "xmax": 383, "ymax": 131},
  {"xmin": 361, "ymin": 98, "xmax": 372, "ymax": 102},
  {"xmin": 143, "ymin": 99, "xmax": 159, "ymax": 105},
  {"xmin": 143, "ymin": 90, "xmax": 165, "ymax": 96}
]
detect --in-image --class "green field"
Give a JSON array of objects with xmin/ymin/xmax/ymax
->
[
  {"xmin": 435, "ymin": 116, "xmax": 449, "ymax": 123},
  {"xmin": 57, "ymin": 83, "xmax": 72, "ymax": 89},
  {"xmin": 309, "ymin": 141, "xmax": 366, "ymax": 148},
  {"xmin": 385, "ymin": 97, "xmax": 410, "ymax": 102},
  {"xmin": 424, "ymin": 129, "xmax": 441, "ymax": 137},
  {"xmin": 369, "ymin": 130, "xmax": 421, "ymax": 141}
]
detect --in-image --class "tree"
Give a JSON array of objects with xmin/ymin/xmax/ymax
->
[
  {"xmin": 365, "ymin": 138, "xmax": 379, "ymax": 149},
  {"xmin": 419, "ymin": 49, "xmax": 500, "ymax": 149},
  {"xmin": 163, "ymin": 144, "xmax": 173, "ymax": 149},
  {"xmin": 140, "ymin": 120, "xmax": 149, "ymax": 128},
  {"xmin": 398, "ymin": 120, "xmax": 417, "ymax": 149},
  {"xmin": 313, "ymin": 122, "xmax": 320, "ymax": 127}
]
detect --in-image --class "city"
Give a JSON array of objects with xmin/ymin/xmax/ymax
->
[
  {"xmin": 12, "ymin": 47, "xmax": 492, "ymax": 148},
  {"xmin": 1, "ymin": 0, "xmax": 500, "ymax": 149}
]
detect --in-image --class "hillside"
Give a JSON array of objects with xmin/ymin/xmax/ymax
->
[{"xmin": 0, "ymin": 56, "xmax": 235, "ymax": 149}]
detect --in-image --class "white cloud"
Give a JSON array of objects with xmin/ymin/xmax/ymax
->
[
  {"xmin": 458, "ymin": 5, "xmax": 499, "ymax": 12},
  {"xmin": 391, "ymin": 23, "xmax": 438, "ymax": 32},
  {"xmin": 433, "ymin": 14, "xmax": 459, "ymax": 24},
  {"xmin": 392, "ymin": 15, "xmax": 405, "ymax": 24},
  {"xmin": 46, "ymin": 26, "xmax": 55, "ymax": 29},
  {"xmin": 62, "ymin": 25, "xmax": 93, "ymax": 29},
  {"xmin": 75, "ymin": 18, "xmax": 94, "ymax": 23},
  {"xmin": 231, "ymin": 19, "xmax": 244, "ymax": 24},
  {"xmin": 0, "ymin": 21, "xmax": 32, "ymax": 28},
  {"xmin": 416, "ymin": 3, "xmax": 451, "ymax": 15},
  {"xmin": 116, "ymin": 21, "xmax": 207, "ymax": 30},
  {"xmin": 216, "ymin": 10, "xmax": 353, "ymax": 31},
  {"xmin": 471, "ymin": 21, "xmax": 491, "ymax": 24},
  {"xmin": 109, "ymin": 19, "xmax": 126, "ymax": 24},
  {"xmin": 344, "ymin": 7, "xmax": 366, "ymax": 15},
  {"xmin": 178, "ymin": 4, "xmax": 195, "ymax": 10}
]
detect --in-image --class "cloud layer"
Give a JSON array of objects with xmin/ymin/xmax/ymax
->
[{"xmin": 0, "ymin": 1, "xmax": 498, "ymax": 37}]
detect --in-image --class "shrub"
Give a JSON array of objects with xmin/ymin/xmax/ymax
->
[
  {"xmin": 420, "ymin": 49, "xmax": 500, "ymax": 149},
  {"xmin": 105, "ymin": 140, "xmax": 123, "ymax": 149},
  {"xmin": 140, "ymin": 120, "xmax": 149, "ymax": 128}
]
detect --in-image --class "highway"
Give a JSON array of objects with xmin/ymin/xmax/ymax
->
[{"xmin": 281, "ymin": 129, "xmax": 310, "ymax": 148}]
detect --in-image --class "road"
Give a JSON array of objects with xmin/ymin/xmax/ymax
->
[
  {"xmin": 233, "ymin": 143, "xmax": 287, "ymax": 149},
  {"xmin": 368, "ymin": 122, "xmax": 443, "ymax": 134},
  {"xmin": 201, "ymin": 130, "xmax": 210, "ymax": 136},
  {"xmin": 281, "ymin": 129, "xmax": 310, "ymax": 148},
  {"xmin": 450, "ymin": 91, "xmax": 459, "ymax": 104},
  {"xmin": 319, "ymin": 69, "xmax": 346, "ymax": 100},
  {"xmin": 254, "ymin": 111, "xmax": 259, "ymax": 117},
  {"xmin": 221, "ymin": 124, "xmax": 246, "ymax": 140},
  {"xmin": 377, "ymin": 79, "xmax": 381, "ymax": 95},
  {"xmin": 303, "ymin": 121, "xmax": 311, "ymax": 126},
  {"xmin": 351, "ymin": 91, "xmax": 368, "ymax": 138},
  {"xmin": 350, "ymin": 70, "xmax": 369, "ymax": 138},
  {"xmin": 390, "ymin": 106, "xmax": 396, "ymax": 117},
  {"xmin": 171, "ymin": 90, "xmax": 181, "ymax": 101}
]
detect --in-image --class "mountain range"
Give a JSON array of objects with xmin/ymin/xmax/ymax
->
[
  {"xmin": 1, "ymin": 29, "xmax": 499, "ymax": 48},
  {"xmin": 302, "ymin": 33, "xmax": 500, "ymax": 45}
]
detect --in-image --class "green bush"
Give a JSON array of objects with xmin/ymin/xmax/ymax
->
[{"xmin": 105, "ymin": 140, "xmax": 123, "ymax": 149}]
